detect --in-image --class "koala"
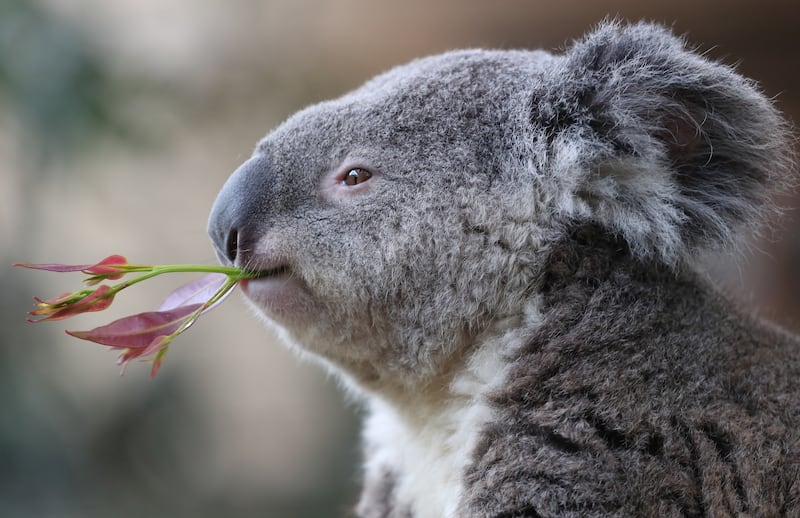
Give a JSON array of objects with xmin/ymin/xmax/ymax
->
[{"xmin": 208, "ymin": 20, "xmax": 799, "ymax": 517}]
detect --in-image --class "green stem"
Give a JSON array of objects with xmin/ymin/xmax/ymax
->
[
  {"xmin": 104, "ymin": 264, "xmax": 256, "ymax": 295},
  {"xmin": 126, "ymin": 264, "xmax": 253, "ymax": 278}
]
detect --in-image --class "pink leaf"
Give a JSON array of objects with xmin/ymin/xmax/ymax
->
[
  {"xmin": 158, "ymin": 273, "xmax": 229, "ymax": 311},
  {"xmin": 14, "ymin": 261, "xmax": 96, "ymax": 273},
  {"xmin": 66, "ymin": 303, "xmax": 204, "ymax": 348},
  {"xmin": 14, "ymin": 255, "xmax": 130, "ymax": 276}
]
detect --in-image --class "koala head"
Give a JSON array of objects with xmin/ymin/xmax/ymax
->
[{"xmin": 208, "ymin": 21, "xmax": 793, "ymax": 392}]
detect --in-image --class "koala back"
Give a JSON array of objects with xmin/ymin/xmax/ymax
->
[{"xmin": 460, "ymin": 226, "xmax": 800, "ymax": 516}]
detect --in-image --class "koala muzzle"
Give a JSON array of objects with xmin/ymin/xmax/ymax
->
[{"xmin": 208, "ymin": 155, "xmax": 276, "ymax": 268}]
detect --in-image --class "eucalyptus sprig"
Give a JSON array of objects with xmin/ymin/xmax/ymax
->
[{"xmin": 14, "ymin": 255, "xmax": 259, "ymax": 378}]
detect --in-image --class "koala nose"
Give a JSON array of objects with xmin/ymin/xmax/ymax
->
[{"xmin": 208, "ymin": 155, "xmax": 275, "ymax": 267}]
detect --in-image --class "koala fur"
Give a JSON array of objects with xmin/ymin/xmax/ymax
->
[{"xmin": 208, "ymin": 20, "xmax": 799, "ymax": 517}]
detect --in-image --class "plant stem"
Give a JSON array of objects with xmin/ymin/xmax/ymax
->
[{"xmin": 105, "ymin": 264, "xmax": 255, "ymax": 294}]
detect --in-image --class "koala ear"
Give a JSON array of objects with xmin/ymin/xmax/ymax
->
[{"xmin": 532, "ymin": 20, "xmax": 795, "ymax": 264}]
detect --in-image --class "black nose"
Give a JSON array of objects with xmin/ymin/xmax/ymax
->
[{"xmin": 208, "ymin": 155, "xmax": 275, "ymax": 267}]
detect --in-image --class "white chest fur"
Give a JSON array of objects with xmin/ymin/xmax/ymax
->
[{"xmin": 361, "ymin": 309, "xmax": 538, "ymax": 517}]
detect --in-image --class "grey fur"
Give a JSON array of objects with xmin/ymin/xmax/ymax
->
[{"xmin": 208, "ymin": 20, "xmax": 798, "ymax": 517}]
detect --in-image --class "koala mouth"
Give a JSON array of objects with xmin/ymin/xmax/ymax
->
[
  {"xmin": 238, "ymin": 262, "xmax": 309, "ymax": 319},
  {"xmin": 246, "ymin": 264, "xmax": 290, "ymax": 279}
]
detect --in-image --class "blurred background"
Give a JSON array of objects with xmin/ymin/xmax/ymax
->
[{"xmin": 2, "ymin": 1, "xmax": 798, "ymax": 516}]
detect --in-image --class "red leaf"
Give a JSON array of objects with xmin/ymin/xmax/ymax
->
[
  {"xmin": 84, "ymin": 255, "xmax": 130, "ymax": 279},
  {"xmin": 158, "ymin": 273, "xmax": 229, "ymax": 311},
  {"xmin": 115, "ymin": 335, "xmax": 172, "ymax": 378},
  {"xmin": 34, "ymin": 292, "xmax": 78, "ymax": 307},
  {"xmin": 29, "ymin": 285, "xmax": 115, "ymax": 322},
  {"xmin": 66, "ymin": 303, "xmax": 204, "ymax": 348}
]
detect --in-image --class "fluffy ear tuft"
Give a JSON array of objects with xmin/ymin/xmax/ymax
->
[{"xmin": 532, "ymin": 20, "xmax": 796, "ymax": 264}]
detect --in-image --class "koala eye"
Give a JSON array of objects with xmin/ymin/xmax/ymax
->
[{"xmin": 344, "ymin": 168, "xmax": 372, "ymax": 186}]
